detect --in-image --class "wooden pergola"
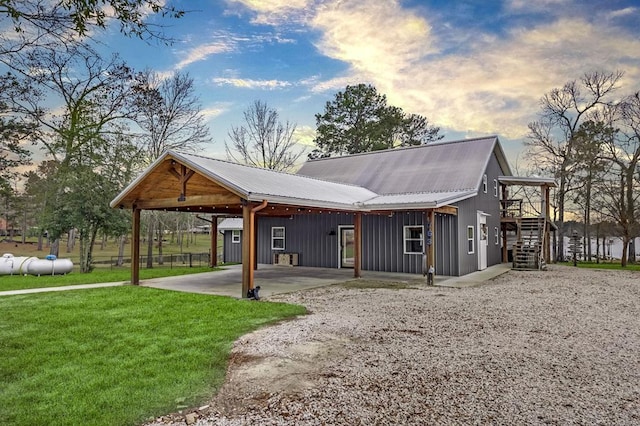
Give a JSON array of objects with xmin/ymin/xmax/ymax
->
[{"xmin": 112, "ymin": 152, "xmax": 451, "ymax": 297}]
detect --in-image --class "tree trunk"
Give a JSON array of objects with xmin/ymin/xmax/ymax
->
[
  {"xmin": 79, "ymin": 227, "xmax": 99, "ymax": 273},
  {"xmin": 146, "ymin": 215, "xmax": 154, "ymax": 268},
  {"xmin": 67, "ymin": 228, "xmax": 75, "ymax": 253},
  {"xmin": 621, "ymin": 236, "xmax": 629, "ymax": 268},
  {"xmin": 117, "ymin": 235, "xmax": 126, "ymax": 267},
  {"xmin": 37, "ymin": 233, "xmax": 43, "ymax": 251},
  {"xmin": 50, "ymin": 238, "xmax": 60, "ymax": 257},
  {"xmin": 157, "ymin": 227, "xmax": 164, "ymax": 265},
  {"xmin": 595, "ymin": 223, "xmax": 600, "ymax": 264}
]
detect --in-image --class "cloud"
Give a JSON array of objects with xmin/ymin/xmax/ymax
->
[
  {"xmin": 210, "ymin": 77, "xmax": 291, "ymax": 89},
  {"xmin": 607, "ymin": 7, "xmax": 638, "ymax": 19},
  {"xmin": 175, "ymin": 41, "xmax": 235, "ymax": 69},
  {"xmin": 305, "ymin": 0, "xmax": 640, "ymax": 139},
  {"xmin": 226, "ymin": 0, "xmax": 314, "ymax": 26}
]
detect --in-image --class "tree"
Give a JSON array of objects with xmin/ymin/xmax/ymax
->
[
  {"xmin": 525, "ymin": 71, "xmax": 623, "ymax": 261},
  {"xmin": 0, "ymin": 72, "xmax": 35, "ymax": 194},
  {"xmin": 132, "ymin": 69, "xmax": 211, "ymax": 267},
  {"xmin": 596, "ymin": 93, "xmax": 640, "ymax": 267},
  {"xmin": 7, "ymin": 45, "xmax": 140, "ymax": 270},
  {"xmin": 133, "ymin": 70, "xmax": 211, "ymax": 163},
  {"xmin": 226, "ymin": 100, "xmax": 304, "ymax": 171},
  {"xmin": 572, "ymin": 120, "xmax": 611, "ymax": 260},
  {"xmin": 0, "ymin": 0, "xmax": 184, "ymax": 47},
  {"xmin": 310, "ymin": 84, "xmax": 442, "ymax": 158}
]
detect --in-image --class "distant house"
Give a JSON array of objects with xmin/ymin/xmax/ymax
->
[{"xmin": 111, "ymin": 136, "xmax": 555, "ymax": 293}]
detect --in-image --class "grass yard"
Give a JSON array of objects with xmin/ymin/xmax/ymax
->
[
  {"xmin": 0, "ymin": 266, "xmax": 218, "ymax": 292},
  {"xmin": 0, "ymin": 286, "xmax": 306, "ymax": 426},
  {"xmin": 559, "ymin": 261, "xmax": 640, "ymax": 271}
]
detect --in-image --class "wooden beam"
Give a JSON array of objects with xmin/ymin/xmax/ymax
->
[
  {"xmin": 242, "ymin": 203, "xmax": 253, "ymax": 298},
  {"xmin": 544, "ymin": 186, "xmax": 552, "ymax": 263},
  {"xmin": 134, "ymin": 194, "xmax": 241, "ymax": 210},
  {"xmin": 354, "ymin": 212, "xmax": 362, "ymax": 278},
  {"xmin": 428, "ymin": 209, "xmax": 435, "ymax": 275},
  {"xmin": 241, "ymin": 200, "xmax": 268, "ymax": 298},
  {"xmin": 131, "ymin": 207, "xmax": 140, "ymax": 285},
  {"xmin": 434, "ymin": 206, "xmax": 457, "ymax": 216}
]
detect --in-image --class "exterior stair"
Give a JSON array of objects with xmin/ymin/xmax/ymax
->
[{"xmin": 512, "ymin": 217, "xmax": 546, "ymax": 270}]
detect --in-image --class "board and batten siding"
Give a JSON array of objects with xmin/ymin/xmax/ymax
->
[
  {"xmin": 256, "ymin": 214, "xmax": 354, "ymax": 267},
  {"xmin": 244, "ymin": 211, "xmax": 458, "ymax": 276},
  {"xmin": 222, "ymin": 230, "xmax": 242, "ymax": 263},
  {"xmin": 456, "ymin": 152, "xmax": 507, "ymax": 275}
]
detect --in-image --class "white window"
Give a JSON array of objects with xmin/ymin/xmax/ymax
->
[
  {"xmin": 467, "ymin": 226, "xmax": 475, "ymax": 254},
  {"xmin": 493, "ymin": 179, "xmax": 498, "ymax": 197},
  {"xmin": 404, "ymin": 226, "xmax": 424, "ymax": 254},
  {"xmin": 494, "ymin": 227, "xmax": 499, "ymax": 245},
  {"xmin": 271, "ymin": 227, "xmax": 285, "ymax": 250},
  {"xmin": 482, "ymin": 174, "xmax": 488, "ymax": 193},
  {"xmin": 231, "ymin": 230, "xmax": 241, "ymax": 243}
]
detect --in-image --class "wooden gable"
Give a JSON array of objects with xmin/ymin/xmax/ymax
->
[{"xmin": 116, "ymin": 155, "xmax": 243, "ymax": 213}]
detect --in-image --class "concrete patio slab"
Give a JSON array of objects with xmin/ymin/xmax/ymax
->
[{"xmin": 0, "ymin": 263, "xmax": 511, "ymax": 298}]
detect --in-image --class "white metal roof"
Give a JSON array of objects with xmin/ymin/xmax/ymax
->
[
  {"xmin": 111, "ymin": 137, "xmax": 522, "ymax": 212},
  {"xmin": 218, "ymin": 218, "xmax": 243, "ymax": 231},
  {"xmin": 297, "ymin": 136, "xmax": 512, "ymax": 195}
]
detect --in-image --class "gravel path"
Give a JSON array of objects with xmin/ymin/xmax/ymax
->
[{"xmin": 148, "ymin": 265, "xmax": 640, "ymax": 425}]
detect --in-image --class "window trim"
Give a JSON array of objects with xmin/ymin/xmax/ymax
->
[
  {"xmin": 271, "ymin": 226, "xmax": 285, "ymax": 250},
  {"xmin": 494, "ymin": 226, "xmax": 499, "ymax": 245},
  {"xmin": 403, "ymin": 225, "xmax": 424, "ymax": 255},
  {"xmin": 482, "ymin": 174, "xmax": 488, "ymax": 193},
  {"xmin": 493, "ymin": 179, "xmax": 498, "ymax": 197},
  {"xmin": 467, "ymin": 225, "xmax": 475, "ymax": 254},
  {"xmin": 231, "ymin": 229, "xmax": 241, "ymax": 244}
]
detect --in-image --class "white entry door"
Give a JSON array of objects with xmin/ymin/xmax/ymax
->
[{"xmin": 477, "ymin": 212, "xmax": 488, "ymax": 270}]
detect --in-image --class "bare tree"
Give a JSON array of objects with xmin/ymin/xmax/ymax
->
[
  {"xmin": 525, "ymin": 71, "xmax": 623, "ymax": 261},
  {"xmin": 226, "ymin": 100, "xmax": 304, "ymax": 171},
  {"xmin": 132, "ymin": 70, "xmax": 211, "ymax": 267},
  {"xmin": 133, "ymin": 70, "xmax": 211, "ymax": 163},
  {"xmin": 596, "ymin": 93, "xmax": 640, "ymax": 266}
]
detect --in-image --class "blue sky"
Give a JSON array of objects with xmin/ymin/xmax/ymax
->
[{"xmin": 63, "ymin": 0, "xmax": 640, "ymax": 166}]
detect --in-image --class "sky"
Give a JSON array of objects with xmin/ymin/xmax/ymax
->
[{"xmin": 38, "ymin": 0, "xmax": 640, "ymax": 168}]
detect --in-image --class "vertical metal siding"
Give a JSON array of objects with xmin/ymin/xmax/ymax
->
[
  {"xmin": 257, "ymin": 213, "xmax": 353, "ymax": 267},
  {"xmin": 435, "ymin": 213, "xmax": 458, "ymax": 276},
  {"xmin": 222, "ymin": 230, "xmax": 243, "ymax": 263},
  {"xmin": 456, "ymin": 152, "xmax": 508, "ymax": 275}
]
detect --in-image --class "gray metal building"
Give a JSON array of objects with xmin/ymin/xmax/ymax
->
[{"xmin": 219, "ymin": 136, "xmax": 511, "ymax": 277}]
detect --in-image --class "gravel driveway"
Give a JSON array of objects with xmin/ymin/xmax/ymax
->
[{"xmin": 149, "ymin": 265, "xmax": 640, "ymax": 425}]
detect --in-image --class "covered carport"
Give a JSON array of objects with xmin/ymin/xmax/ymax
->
[{"xmin": 111, "ymin": 151, "xmax": 382, "ymax": 297}]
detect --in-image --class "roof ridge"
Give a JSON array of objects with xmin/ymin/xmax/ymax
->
[
  {"xmin": 306, "ymin": 136, "xmax": 498, "ymax": 163},
  {"xmin": 375, "ymin": 188, "xmax": 477, "ymax": 196}
]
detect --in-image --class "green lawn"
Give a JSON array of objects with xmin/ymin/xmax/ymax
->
[
  {"xmin": 0, "ymin": 266, "xmax": 220, "ymax": 292},
  {"xmin": 559, "ymin": 261, "xmax": 640, "ymax": 271},
  {"xmin": 0, "ymin": 287, "xmax": 306, "ymax": 426}
]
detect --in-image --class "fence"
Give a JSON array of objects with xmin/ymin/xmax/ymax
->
[{"xmin": 108, "ymin": 252, "xmax": 211, "ymax": 269}]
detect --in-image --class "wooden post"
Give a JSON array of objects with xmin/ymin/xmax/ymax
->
[
  {"xmin": 428, "ymin": 209, "xmax": 435, "ymax": 274},
  {"xmin": 354, "ymin": 212, "xmax": 362, "ymax": 278},
  {"xmin": 501, "ymin": 183, "xmax": 508, "ymax": 263},
  {"xmin": 544, "ymin": 185, "xmax": 551, "ymax": 264},
  {"xmin": 131, "ymin": 207, "xmax": 140, "ymax": 285},
  {"xmin": 210, "ymin": 216, "xmax": 217, "ymax": 267},
  {"xmin": 241, "ymin": 200, "xmax": 268, "ymax": 298},
  {"xmin": 242, "ymin": 202, "xmax": 254, "ymax": 298}
]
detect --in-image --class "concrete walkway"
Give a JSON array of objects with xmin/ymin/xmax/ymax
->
[{"xmin": 0, "ymin": 263, "xmax": 511, "ymax": 298}]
